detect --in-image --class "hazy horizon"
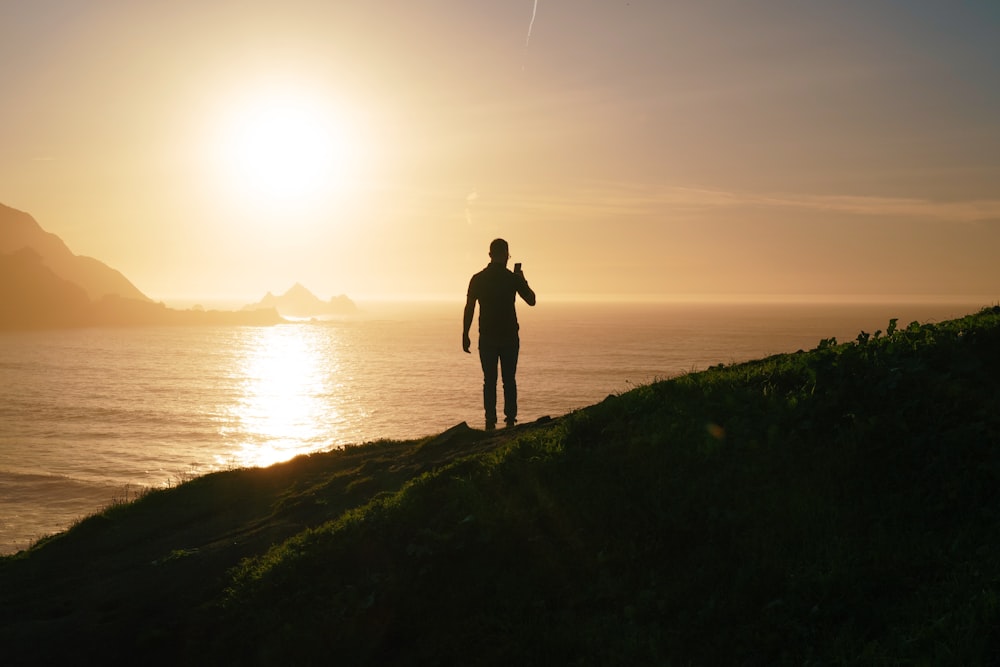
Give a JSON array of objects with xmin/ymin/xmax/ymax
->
[
  {"xmin": 2, "ymin": 2, "xmax": 998, "ymax": 303},
  {"xmin": 160, "ymin": 291, "xmax": 997, "ymax": 313}
]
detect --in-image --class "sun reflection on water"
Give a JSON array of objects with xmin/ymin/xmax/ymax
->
[{"xmin": 223, "ymin": 325, "xmax": 339, "ymax": 469}]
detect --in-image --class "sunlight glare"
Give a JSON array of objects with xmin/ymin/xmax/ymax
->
[{"xmin": 226, "ymin": 326, "xmax": 337, "ymax": 469}]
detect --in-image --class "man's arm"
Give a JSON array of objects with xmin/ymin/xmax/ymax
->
[
  {"xmin": 516, "ymin": 273, "xmax": 536, "ymax": 307},
  {"xmin": 462, "ymin": 293, "xmax": 475, "ymax": 353}
]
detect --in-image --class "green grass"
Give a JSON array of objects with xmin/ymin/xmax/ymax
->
[{"xmin": 2, "ymin": 306, "xmax": 999, "ymax": 665}]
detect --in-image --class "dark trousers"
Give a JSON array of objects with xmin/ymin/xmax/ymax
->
[{"xmin": 479, "ymin": 340, "xmax": 519, "ymax": 423}]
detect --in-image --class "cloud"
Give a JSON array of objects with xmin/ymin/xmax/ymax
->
[
  {"xmin": 366, "ymin": 181, "xmax": 1000, "ymax": 229},
  {"xmin": 499, "ymin": 184, "xmax": 1000, "ymax": 225},
  {"xmin": 743, "ymin": 192, "xmax": 1000, "ymax": 223}
]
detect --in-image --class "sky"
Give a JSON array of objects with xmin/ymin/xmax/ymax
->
[{"xmin": 2, "ymin": 0, "xmax": 999, "ymax": 304}]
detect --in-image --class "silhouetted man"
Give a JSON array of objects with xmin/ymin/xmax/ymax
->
[{"xmin": 463, "ymin": 238, "xmax": 536, "ymax": 430}]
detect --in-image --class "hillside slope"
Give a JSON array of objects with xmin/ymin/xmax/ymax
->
[
  {"xmin": 0, "ymin": 203, "xmax": 149, "ymax": 302},
  {"xmin": 0, "ymin": 247, "xmax": 91, "ymax": 327},
  {"xmin": 0, "ymin": 203, "xmax": 286, "ymax": 328},
  {"xmin": 1, "ymin": 307, "xmax": 998, "ymax": 665}
]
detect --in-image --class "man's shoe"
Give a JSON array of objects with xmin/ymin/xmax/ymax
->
[
  {"xmin": 485, "ymin": 421, "xmax": 497, "ymax": 431},
  {"xmin": 504, "ymin": 418, "xmax": 517, "ymax": 427}
]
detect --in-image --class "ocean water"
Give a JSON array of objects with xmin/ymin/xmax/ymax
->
[{"xmin": 0, "ymin": 299, "xmax": 988, "ymax": 553}]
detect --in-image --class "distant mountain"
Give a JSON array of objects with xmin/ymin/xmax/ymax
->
[
  {"xmin": 0, "ymin": 203, "xmax": 284, "ymax": 329},
  {"xmin": 0, "ymin": 203, "xmax": 150, "ymax": 302},
  {"xmin": 0, "ymin": 247, "xmax": 91, "ymax": 327},
  {"xmin": 244, "ymin": 283, "xmax": 357, "ymax": 318},
  {"xmin": 0, "ymin": 244, "xmax": 283, "ymax": 329}
]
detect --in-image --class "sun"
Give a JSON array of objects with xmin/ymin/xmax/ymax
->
[{"xmin": 210, "ymin": 86, "xmax": 364, "ymax": 211}]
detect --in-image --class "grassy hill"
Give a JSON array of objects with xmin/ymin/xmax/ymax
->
[{"xmin": 2, "ymin": 306, "xmax": 999, "ymax": 665}]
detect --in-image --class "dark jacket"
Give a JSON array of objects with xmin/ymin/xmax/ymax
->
[{"xmin": 466, "ymin": 263, "xmax": 536, "ymax": 346}]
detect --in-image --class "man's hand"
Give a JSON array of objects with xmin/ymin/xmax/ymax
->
[{"xmin": 462, "ymin": 333, "xmax": 471, "ymax": 353}]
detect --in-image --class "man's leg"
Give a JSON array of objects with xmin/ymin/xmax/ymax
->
[
  {"xmin": 499, "ymin": 341, "xmax": 520, "ymax": 425},
  {"xmin": 479, "ymin": 345, "xmax": 500, "ymax": 428}
]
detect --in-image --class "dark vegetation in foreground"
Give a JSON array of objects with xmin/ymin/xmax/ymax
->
[{"xmin": 2, "ymin": 307, "xmax": 1000, "ymax": 665}]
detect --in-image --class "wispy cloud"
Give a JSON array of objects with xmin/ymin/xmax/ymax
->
[
  {"xmin": 724, "ymin": 190, "xmax": 1000, "ymax": 223},
  {"xmin": 371, "ymin": 181, "xmax": 1000, "ymax": 228},
  {"xmin": 497, "ymin": 184, "xmax": 1000, "ymax": 224}
]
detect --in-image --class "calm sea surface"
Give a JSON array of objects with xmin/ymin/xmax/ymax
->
[{"xmin": 0, "ymin": 300, "xmax": 988, "ymax": 553}]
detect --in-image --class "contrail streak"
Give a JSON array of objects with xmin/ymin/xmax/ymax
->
[{"xmin": 525, "ymin": 0, "xmax": 538, "ymax": 46}]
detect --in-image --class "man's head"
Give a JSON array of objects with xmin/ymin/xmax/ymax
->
[{"xmin": 489, "ymin": 238, "xmax": 509, "ymax": 265}]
